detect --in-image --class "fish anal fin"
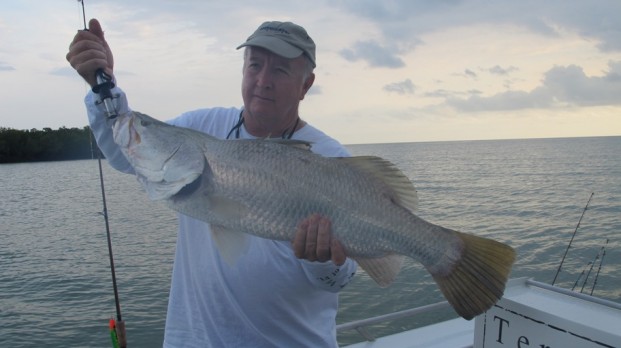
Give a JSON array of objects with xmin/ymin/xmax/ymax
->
[
  {"xmin": 354, "ymin": 254, "xmax": 405, "ymax": 287},
  {"xmin": 339, "ymin": 156, "xmax": 418, "ymax": 212},
  {"xmin": 211, "ymin": 224, "xmax": 249, "ymax": 266},
  {"xmin": 430, "ymin": 231, "xmax": 516, "ymax": 320}
]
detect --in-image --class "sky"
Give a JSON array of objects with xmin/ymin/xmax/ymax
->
[{"xmin": 1, "ymin": 0, "xmax": 620, "ymax": 144}]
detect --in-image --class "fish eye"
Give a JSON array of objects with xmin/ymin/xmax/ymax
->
[{"xmin": 140, "ymin": 120, "xmax": 151, "ymax": 127}]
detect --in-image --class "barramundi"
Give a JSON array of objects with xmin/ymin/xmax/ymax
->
[{"xmin": 113, "ymin": 111, "xmax": 516, "ymax": 320}]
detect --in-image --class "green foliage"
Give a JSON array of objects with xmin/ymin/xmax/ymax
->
[{"xmin": 0, "ymin": 126, "xmax": 101, "ymax": 163}]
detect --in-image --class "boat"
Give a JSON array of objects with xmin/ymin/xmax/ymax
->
[{"xmin": 338, "ymin": 277, "xmax": 621, "ymax": 348}]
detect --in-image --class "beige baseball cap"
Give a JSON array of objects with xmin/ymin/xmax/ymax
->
[{"xmin": 237, "ymin": 21, "xmax": 316, "ymax": 67}]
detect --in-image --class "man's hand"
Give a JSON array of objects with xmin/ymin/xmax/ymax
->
[
  {"xmin": 292, "ymin": 214, "xmax": 347, "ymax": 266},
  {"xmin": 66, "ymin": 18, "xmax": 114, "ymax": 87}
]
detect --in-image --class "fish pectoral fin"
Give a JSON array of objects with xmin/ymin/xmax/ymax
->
[
  {"xmin": 137, "ymin": 173, "xmax": 201, "ymax": 201},
  {"xmin": 353, "ymin": 254, "xmax": 405, "ymax": 287},
  {"xmin": 208, "ymin": 195, "xmax": 249, "ymax": 220},
  {"xmin": 207, "ymin": 196, "xmax": 251, "ymax": 265},
  {"xmin": 211, "ymin": 224, "xmax": 249, "ymax": 266}
]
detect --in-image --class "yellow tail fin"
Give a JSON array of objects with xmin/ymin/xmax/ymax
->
[{"xmin": 431, "ymin": 232, "xmax": 516, "ymax": 320}]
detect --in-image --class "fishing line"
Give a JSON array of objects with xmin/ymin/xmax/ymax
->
[{"xmin": 77, "ymin": 1, "xmax": 126, "ymax": 347}]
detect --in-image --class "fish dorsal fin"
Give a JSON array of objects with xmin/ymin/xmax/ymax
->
[
  {"xmin": 354, "ymin": 254, "xmax": 405, "ymax": 287},
  {"xmin": 210, "ymin": 224, "xmax": 249, "ymax": 265},
  {"xmin": 340, "ymin": 156, "xmax": 418, "ymax": 212}
]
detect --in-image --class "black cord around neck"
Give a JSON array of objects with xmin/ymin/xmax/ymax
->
[{"xmin": 226, "ymin": 111, "xmax": 300, "ymax": 140}]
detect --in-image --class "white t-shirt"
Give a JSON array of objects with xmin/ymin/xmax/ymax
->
[{"xmin": 86, "ymin": 88, "xmax": 357, "ymax": 348}]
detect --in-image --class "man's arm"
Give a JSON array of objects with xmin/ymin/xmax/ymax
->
[
  {"xmin": 67, "ymin": 18, "xmax": 135, "ymax": 173},
  {"xmin": 85, "ymin": 88, "xmax": 134, "ymax": 173}
]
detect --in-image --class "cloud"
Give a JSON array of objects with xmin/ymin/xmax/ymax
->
[
  {"xmin": 337, "ymin": 1, "xmax": 621, "ymax": 53},
  {"xmin": 340, "ymin": 40, "xmax": 405, "ymax": 68},
  {"xmin": 447, "ymin": 90, "xmax": 550, "ymax": 112},
  {"xmin": 306, "ymin": 85, "xmax": 322, "ymax": 96},
  {"xmin": 446, "ymin": 60, "xmax": 621, "ymax": 111},
  {"xmin": 464, "ymin": 69, "xmax": 477, "ymax": 79},
  {"xmin": 488, "ymin": 65, "xmax": 519, "ymax": 75},
  {"xmin": 425, "ymin": 88, "xmax": 482, "ymax": 99},
  {"xmin": 541, "ymin": 61, "xmax": 621, "ymax": 106},
  {"xmin": 452, "ymin": 69, "xmax": 478, "ymax": 79},
  {"xmin": 383, "ymin": 79, "xmax": 415, "ymax": 94},
  {"xmin": 50, "ymin": 67, "xmax": 76, "ymax": 77},
  {"xmin": 0, "ymin": 62, "xmax": 15, "ymax": 71},
  {"xmin": 425, "ymin": 89, "xmax": 453, "ymax": 98},
  {"xmin": 549, "ymin": 1, "xmax": 621, "ymax": 52}
]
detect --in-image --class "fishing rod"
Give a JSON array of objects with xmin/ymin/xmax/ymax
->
[
  {"xmin": 78, "ymin": 1, "xmax": 126, "ymax": 347},
  {"xmin": 76, "ymin": 0, "xmax": 118, "ymax": 119},
  {"xmin": 96, "ymin": 146, "xmax": 126, "ymax": 348},
  {"xmin": 570, "ymin": 262, "xmax": 590, "ymax": 291},
  {"xmin": 580, "ymin": 245, "xmax": 604, "ymax": 293},
  {"xmin": 551, "ymin": 192, "xmax": 594, "ymax": 285},
  {"xmin": 590, "ymin": 239, "xmax": 608, "ymax": 296}
]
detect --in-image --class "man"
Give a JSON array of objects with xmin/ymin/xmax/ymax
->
[{"xmin": 67, "ymin": 19, "xmax": 357, "ymax": 347}]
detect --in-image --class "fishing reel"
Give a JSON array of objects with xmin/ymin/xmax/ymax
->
[{"xmin": 93, "ymin": 68, "xmax": 119, "ymax": 120}]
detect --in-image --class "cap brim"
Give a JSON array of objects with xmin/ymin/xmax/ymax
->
[{"xmin": 236, "ymin": 36, "xmax": 304, "ymax": 59}]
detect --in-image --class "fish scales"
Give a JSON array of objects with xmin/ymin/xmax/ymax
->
[
  {"xmin": 202, "ymin": 137, "xmax": 450, "ymax": 262},
  {"xmin": 113, "ymin": 111, "xmax": 515, "ymax": 320}
]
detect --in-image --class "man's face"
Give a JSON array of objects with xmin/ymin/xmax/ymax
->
[{"xmin": 241, "ymin": 46, "xmax": 314, "ymax": 133}]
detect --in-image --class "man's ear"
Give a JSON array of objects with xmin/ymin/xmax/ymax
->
[{"xmin": 300, "ymin": 73, "xmax": 315, "ymax": 100}]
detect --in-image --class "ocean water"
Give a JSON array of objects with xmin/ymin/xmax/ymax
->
[{"xmin": 1, "ymin": 136, "xmax": 619, "ymax": 347}]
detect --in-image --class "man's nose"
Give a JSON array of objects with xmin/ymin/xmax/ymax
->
[{"xmin": 256, "ymin": 67, "xmax": 273, "ymax": 89}]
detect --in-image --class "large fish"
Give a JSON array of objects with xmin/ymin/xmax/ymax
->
[{"xmin": 113, "ymin": 111, "xmax": 515, "ymax": 320}]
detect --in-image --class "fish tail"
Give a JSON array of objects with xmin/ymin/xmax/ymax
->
[{"xmin": 431, "ymin": 231, "xmax": 516, "ymax": 320}]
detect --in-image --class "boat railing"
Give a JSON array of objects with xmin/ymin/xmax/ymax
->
[
  {"xmin": 336, "ymin": 278, "xmax": 621, "ymax": 343},
  {"xmin": 525, "ymin": 278, "xmax": 621, "ymax": 310},
  {"xmin": 336, "ymin": 300, "xmax": 451, "ymax": 342}
]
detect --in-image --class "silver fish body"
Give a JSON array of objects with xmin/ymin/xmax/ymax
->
[{"xmin": 113, "ymin": 111, "xmax": 515, "ymax": 320}]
